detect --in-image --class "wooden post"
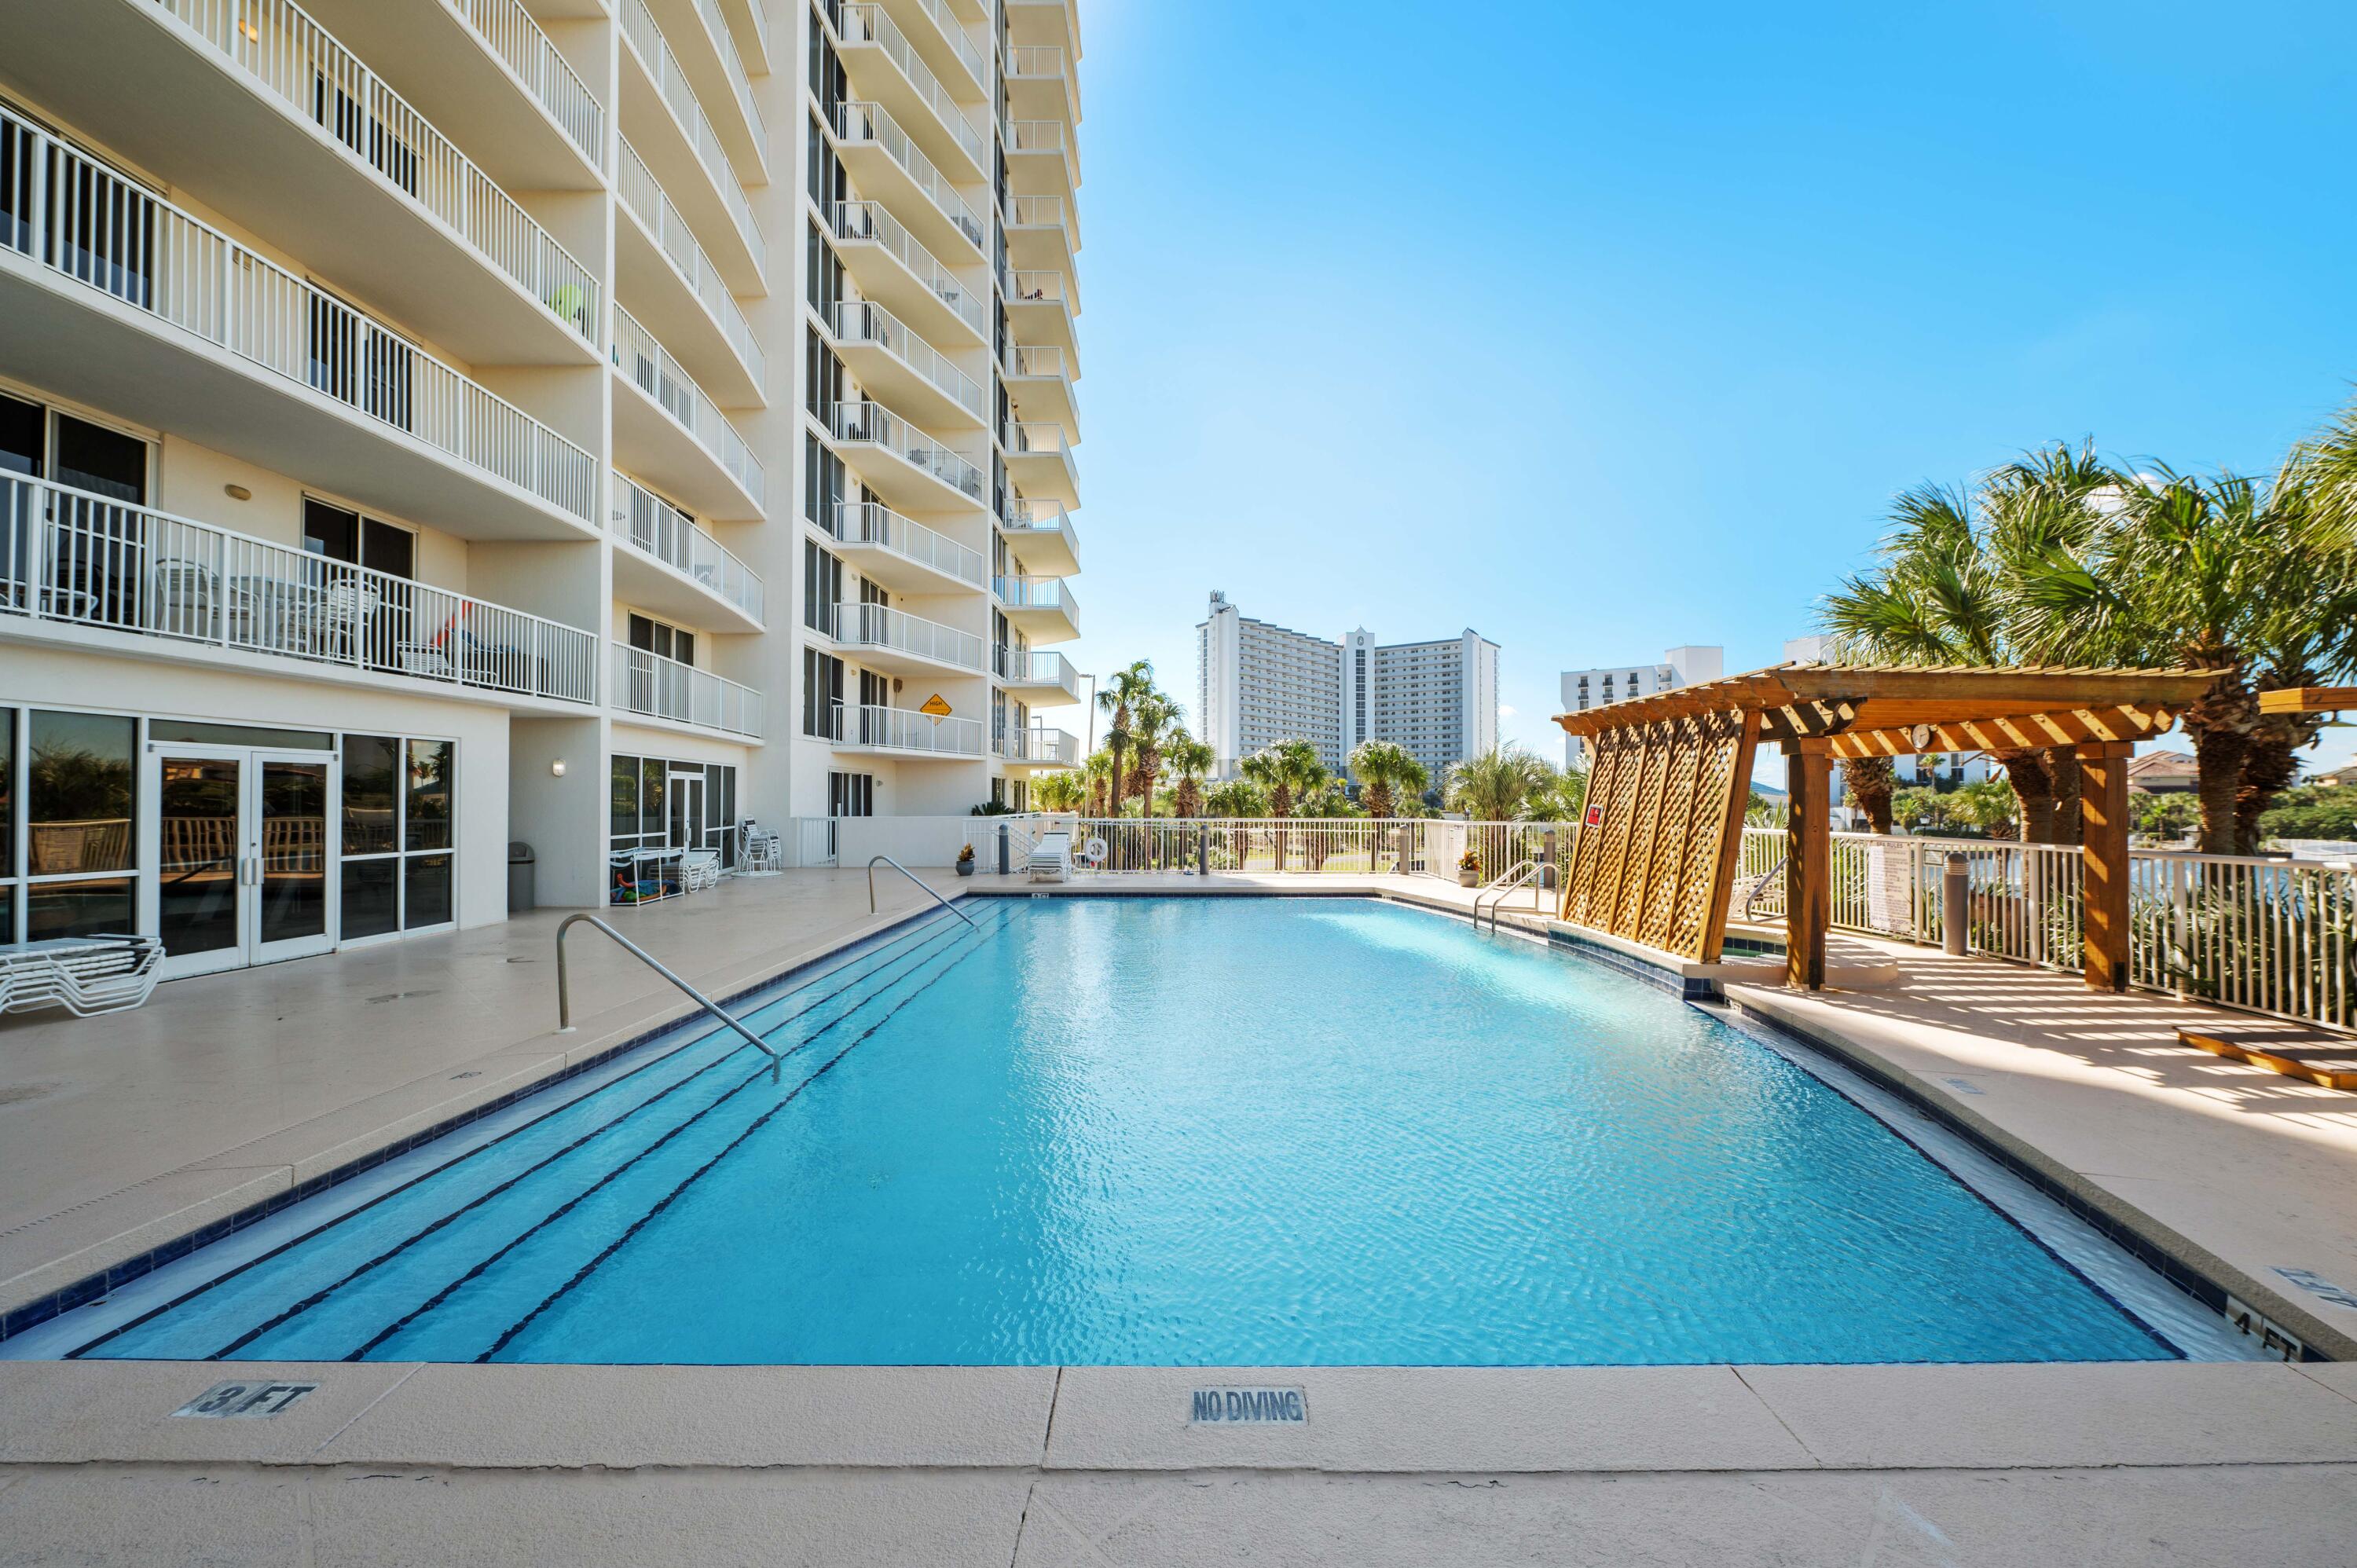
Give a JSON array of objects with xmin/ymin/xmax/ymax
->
[
  {"xmin": 1785, "ymin": 741, "xmax": 1830, "ymax": 990},
  {"xmin": 2079, "ymin": 741, "xmax": 2134, "ymax": 992},
  {"xmin": 1696, "ymin": 709, "xmax": 1761, "ymax": 964}
]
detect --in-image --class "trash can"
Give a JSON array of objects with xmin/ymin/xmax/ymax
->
[{"xmin": 508, "ymin": 841, "xmax": 536, "ymax": 914}]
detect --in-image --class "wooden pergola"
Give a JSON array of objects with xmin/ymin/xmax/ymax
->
[{"xmin": 1552, "ymin": 662, "xmax": 2220, "ymax": 991}]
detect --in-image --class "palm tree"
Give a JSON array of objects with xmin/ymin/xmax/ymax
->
[
  {"xmin": 1520, "ymin": 760, "xmax": 1589, "ymax": 823},
  {"xmin": 1442, "ymin": 746, "xmax": 1549, "ymax": 821},
  {"xmin": 1842, "ymin": 755, "xmax": 1897, "ymax": 833},
  {"xmin": 1080, "ymin": 746, "xmax": 1114, "ymax": 818},
  {"xmin": 1348, "ymin": 740, "xmax": 1428, "ymax": 821},
  {"xmin": 1203, "ymin": 779, "xmax": 1264, "ymax": 818},
  {"xmin": 2311, "ymin": 391, "xmax": 2357, "ymax": 555},
  {"xmin": 1241, "ymin": 738, "xmax": 1325, "ymax": 819},
  {"xmin": 1033, "ymin": 768, "xmax": 1087, "ymax": 811},
  {"xmin": 1095, "ymin": 660, "xmax": 1156, "ymax": 822},
  {"xmin": 1124, "ymin": 694, "xmax": 1179, "ymax": 819},
  {"xmin": 1167, "ymin": 735, "xmax": 1215, "ymax": 819}
]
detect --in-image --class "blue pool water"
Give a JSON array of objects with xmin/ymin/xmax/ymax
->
[{"xmin": 71, "ymin": 899, "xmax": 2169, "ymax": 1365}]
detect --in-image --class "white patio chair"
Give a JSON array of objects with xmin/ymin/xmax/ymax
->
[
  {"xmin": 738, "ymin": 820, "xmax": 783, "ymax": 876},
  {"xmin": 1028, "ymin": 830, "xmax": 1072, "ymax": 883},
  {"xmin": 680, "ymin": 849, "xmax": 722, "ymax": 892}
]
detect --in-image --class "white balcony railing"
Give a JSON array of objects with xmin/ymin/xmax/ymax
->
[
  {"xmin": 0, "ymin": 108, "xmax": 597, "ymax": 523},
  {"xmin": 994, "ymin": 574, "xmax": 1077, "ymax": 627},
  {"xmin": 614, "ymin": 305, "xmax": 765, "ymax": 507},
  {"xmin": 828, "ymin": 200, "xmax": 988, "ymax": 341},
  {"xmin": 827, "ymin": 600, "xmax": 987, "ymax": 672},
  {"xmin": 151, "ymin": 0, "xmax": 601, "ymax": 346},
  {"xmin": 1007, "ymin": 268, "xmax": 1069, "ymax": 306},
  {"xmin": 612, "ymin": 643, "xmax": 761, "ymax": 735},
  {"xmin": 835, "ymin": 4, "xmax": 987, "ymax": 170},
  {"xmin": 828, "ymin": 401, "xmax": 984, "ymax": 503},
  {"xmin": 1006, "ymin": 45, "xmax": 1072, "ymax": 93},
  {"xmin": 830, "ymin": 300, "xmax": 985, "ymax": 419},
  {"xmin": 445, "ymin": 0, "xmax": 604, "ymax": 164},
  {"xmin": 2, "ymin": 473, "xmax": 599, "ymax": 703},
  {"xmin": 617, "ymin": 140, "xmax": 764, "ymax": 390},
  {"xmin": 995, "ymin": 726, "xmax": 1077, "ymax": 766},
  {"xmin": 1004, "ymin": 419, "xmax": 1072, "ymax": 458},
  {"xmin": 621, "ymin": 0, "xmax": 766, "ymax": 273},
  {"xmin": 830, "ymin": 501, "xmax": 987, "ymax": 586},
  {"xmin": 1005, "ymin": 117, "xmax": 1077, "ymax": 181},
  {"xmin": 827, "ymin": 702, "xmax": 984, "ymax": 757},
  {"xmin": 832, "ymin": 101, "xmax": 986, "ymax": 255},
  {"xmin": 1007, "ymin": 343, "xmax": 1069, "ymax": 379},
  {"xmin": 691, "ymin": 0, "xmax": 767, "ymax": 163},
  {"xmin": 610, "ymin": 472, "xmax": 764, "ymax": 624},
  {"xmin": 994, "ymin": 645, "xmax": 1080, "ymax": 697},
  {"xmin": 1000, "ymin": 496, "xmax": 1072, "ymax": 533},
  {"xmin": 1006, "ymin": 194, "xmax": 1072, "ymax": 239},
  {"xmin": 897, "ymin": 0, "xmax": 988, "ymax": 90}
]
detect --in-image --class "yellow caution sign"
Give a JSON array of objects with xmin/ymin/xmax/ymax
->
[{"xmin": 918, "ymin": 693, "xmax": 953, "ymax": 719}]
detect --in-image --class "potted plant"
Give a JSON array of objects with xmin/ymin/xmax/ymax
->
[
  {"xmin": 956, "ymin": 843, "xmax": 976, "ymax": 877},
  {"xmin": 1457, "ymin": 849, "xmax": 1482, "ymax": 888}
]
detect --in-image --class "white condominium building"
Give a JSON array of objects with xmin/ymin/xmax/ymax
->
[
  {"xmin": 1197, "ymin": 595, "xmax": 1500, "ymax": 785},
  {"xmin": 1559, "ymin": 646, "xmax": 1723, "ymax": 768},
  {"xmin": 0, "ymin": 0, "xmax": 1085, "ymax": 973}
]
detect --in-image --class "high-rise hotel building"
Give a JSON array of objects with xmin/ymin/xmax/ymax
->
[
  {"xmin": 0, "ymin": 0, "xmax": 1085, "ymax": 976},
  {"xmin": 1197, "ymin": 593, "xmax": 1499, "ymax": 786}
]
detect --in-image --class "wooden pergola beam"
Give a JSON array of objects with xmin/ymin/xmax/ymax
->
[
  {"xmin": 1825, "ymin": 705, "xmax": 2176, "ymax": 760},
  {"xmin": 1776, "ymin": 666, "xmax": 2218, "ymax": 706},
  {"xmin": 2259, "ymin": 686, "xmax": 2357, "ymax": 715}
]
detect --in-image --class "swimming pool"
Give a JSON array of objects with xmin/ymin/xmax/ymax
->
[{"xmin": 27, "ymin": 898, "xmax": 2212, "ymax": 1365}]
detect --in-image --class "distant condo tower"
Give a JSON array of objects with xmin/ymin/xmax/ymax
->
[
  {"xmin": 1558, "ymin": 647, "xmax": 1725, "ymax": 768},
  {"xmin": 1197, "ymin": 593, "xmax": 1500, "ymax": 784}
]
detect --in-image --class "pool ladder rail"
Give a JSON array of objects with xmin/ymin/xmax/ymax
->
[
  {"xmin": 553, "ymin": 912, "xmax": 782, "ymax": 1061},
  {"xmin": 1474, "ymin": 859, "xmax": 1550, "ymax": 932},
  {"xmin": 867, "ymin": 855, "xmax": 979, "ymax": 929}
]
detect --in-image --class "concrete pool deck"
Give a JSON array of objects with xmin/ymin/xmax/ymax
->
[{"xmin": 5, "ymin": 870, "xmax": 2357, "ymax": 1560}]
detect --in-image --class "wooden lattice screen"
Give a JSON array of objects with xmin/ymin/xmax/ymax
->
[{"xmin": 1559, "ymin": 708, "xmax": 1759, "ymax": 962}]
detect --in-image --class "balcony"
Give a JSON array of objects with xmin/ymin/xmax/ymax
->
[
  {"xmin": 621, "ymin": 0, "xmax": 766, "ymax": 290},
  {"xmin": 617, "ymin": 138, "xmax": 765, "ymax": 403},
  {"xmin": 613, "ymin": 643, "xmax": 762, "ymax": 738},
  {"xmin": 1, "ymin": 0, "xmax": 603, "ymax": 367},
  {"xmin": 830, "ymin": 301, "xmax": 986, "ymax": 429},
  {"xmin": 995, "ymin": 726, "xmax": 1079, "ymax": 769},
  {"xmin": 827, "ymin": 401, "xmax": 984, "ymax": 513},
  {"xmin": 828, "ymin": 501, "xmax": 987, "ymax": 595},
  {"xmin": 831, "ymin": 101, "xmax": 987, "ymax": 262},
  {"xmin": 304, "ymin": 0, "xmax": 604, "ymax": 189},
  {"xmin": 1005, "ymin": 268, "xmax": 1079, "ymax": 359},
  {"xmin": 1003, "ymin": 421, "xmax": 1080, "ymax": 510},
  {"xmin": 825, "ymin": 601, "xmax": 986, "ymax": 676},
  {"xmin": 717, "ymin": 0, "xmax": 771, "ymax": 75},
  {"xmin": 1006, "ymin": 0, "xmax": 1081, "ymax": 58},
  {"xmin": 1006, "ymin": 45, "xmax": 1080, "ymax": 128},
  {"xmin": 610, "ymin": 472, "xmax": 764, "ymax": 632},
  {"xmin": 827, "ymin": 200, "xmax": 988, "ymax": 350},
  {"xmin": 1004, "ymin": 343, "xmax": 1077, "ymax": 434},
  {"xmin": 994, "ymin": 574, "xmax": 1080, "ymax": 641},
  {"xmin": 993, "ymin": 645, "xmax": 1080, "ymax": 703},
  {"xmin": 612, "ymin": 306, "xmax": 764, "ymax": 521},
  {"xmin": 875, "ymin": 0, "xmax": 987, "ymax": 97},
  {"xmin": 1004, "ymin": 118, "xmax": 1080, "ymax": 205},
  {"xmin": 0, "ymin": 111, "xmax": 596, "ymax": 540},
  {"xmin": 997, "ymin": 498, "xmax": 1080, "ymax": 577},
  {"xmin": 2, "ymin": 473, "xmax": 599, "ymax": 708},
  {"xmin": 823, "ymin": 702, "xmax": 984, "ymax": 760},
  {"xmin": 831, "ymin": 3, "xmax": 988, "ymax": 183},
  {"xmin": 1004, "ymin": 194, "xmax": 1079, "ymax": 277},
  {"xmin": 644, "ymin": 0, "xmax": 768, "ymax": 182}
]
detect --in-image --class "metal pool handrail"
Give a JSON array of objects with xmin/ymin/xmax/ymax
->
[
  {"xmin": 1475, "ymin": 859, "xmax": 1546, "ymax": 932},
  {"xmin": 554, "ymin": 912, "xmax": 780, "ymax": 1061},
  {"xmin": 868, "ymin": 855, "xmax": 978, "ymax": 928}
]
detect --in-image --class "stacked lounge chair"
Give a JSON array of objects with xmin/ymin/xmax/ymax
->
[
  {"xmin": 0, "ymin": 936, "xmax": 164, "ymax": 1018},
  {"xmin": 1028, "ymin": 830, "xmax": 1072, "ymax": 883}
]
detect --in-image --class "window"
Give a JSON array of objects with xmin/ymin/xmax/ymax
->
[
  {"xmin": 337, "ymin": 734, "xmax": 456, "ymax": 939},
  {"xmin": 803, "ymin": 647, "xmax": 845, "ymax": 738},
  {"xmin": 829, "ymin": 771, "xmax": 874, "ymax": 818},
  {"xmin": 627, "ymin": 612, "xmax": 695, "ymax": 666},
  {"xmin": 805, "ymin": 220, "xmax": 841, "ymax": 317},
  {"xmin": 803, "ymin": 540, "xmax": 841, "ymax": 633},
  {"xmin": 609, "ymin": 752, "xmax": 736, "ymax": 863},
  {"xmin": 0, "ymin": 706, "xmax": 13, "ymax": 942},
  {"xmin": 805, "ymin": 328, "xmax": 843, "ymax": 418},
  {"xmin": 24, "ymin": 709, "xmax": 136, "ymax": 940}
]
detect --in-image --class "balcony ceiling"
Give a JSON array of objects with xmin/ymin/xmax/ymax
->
[
  {"xmin": 614, "ymin": 213, "xmax": 765, "ymax": 406},
  {"xmin": 610, "ymin": 542, "xmax": 764, "ymax": 634},
  {"xmin": 0, "ymin": 0, "xmax": 601, "ymax": 368},
  {"xmin": 0, "ymin": 259, "xmax": 595, "ymax": 542},
  {"xmin": 610, "ymin": 368, "xmax": 764, "ymax": 522}
]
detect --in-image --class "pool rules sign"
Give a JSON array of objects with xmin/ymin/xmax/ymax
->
[{"xmin": 1189, "ymin": 1386, "xmax": 1307, "ymax": 1424}]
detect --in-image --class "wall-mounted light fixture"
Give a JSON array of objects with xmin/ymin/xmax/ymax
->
[
  {"xmin": 223, "ymin": 484, "xmax": 251, "ymax": 502},
  {"xmin": 550, "ymin": 759, "xmax": 568, "ymax": 778}
]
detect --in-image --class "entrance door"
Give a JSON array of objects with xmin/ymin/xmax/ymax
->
[
  {"xmin": 149, "ymin": 748, "xmax": 337, "ymax": 977},
  {"xmin": 669, "ymin": 768, "xmax": 706, "ymax": 855}
]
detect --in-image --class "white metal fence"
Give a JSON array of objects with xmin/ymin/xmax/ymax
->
[
  {"xmin": 834, "ymin": 4, "xmax": 986, "ymax": 170},
  {"xmin": 993, "ymin": 574, "xmax": 1077, "ymax": 628},
  {"xmin": 154, "ymin": 0, "xmax": 601, "ymax": 346},
  {"xmin": 611, "ymin": 643, "xmax": 761, "ymax": 736},
  {"xmin": 827, "ymin": 200, "xmax": 987, "ymax": 341},
  {"xmin": 610, "ymin": 473, "xmax": 763, "ymax": 624},
  {"xmin": 826, "ymin": 703, "xmax": 985, "ymax": 757},
  {"xmin": 996, "ymin": 727, "xmax": 1078, "ymax": 765},
  {"xmin": 829, "ymin": 401, "xmax": 985, "ymax": 501},
  {"xmin": 827, "ymin": 601, "xmax": 987, "ymax": 672},
  {"xmin": 1, "ymin": 108, "xmax": 596, "ymax": 525},
  {"xmin": 900, "ymin": 0, "xmax": 986, "ymax": 86},
  {"xmin": 1738, "ymin": 826, "xmax": 2357, "ymax": 1030},
  {"xmin": 830, "ymin": 299, "xmax": 986, "ymax": 418},
  {"xmin": 832, "ymin": 501, "xmax": 987, "ymax": 586},
  {"xmin": 617, "ymin": 138, "xmax": 764, "ymax": 389},
  {"xmin": 1068, "ymin": 819, "xmax": 1570, "ymax": 879},
  {"xmin": 993, "ymin": 645, "xmax": 1080, "ymax": 698},
  {"xmin": 691, "ymin": 0, "xmax": 766, "ymax": 161},
  {"xmin": 832, "ymin": 101, "xmax": 986, "ymax": 254},
  {"xmin": 613, "ymin": 305, "xmax": 764, "ymax": 507},
  {"xmin": 445, "ymin": 0, "xmax": 603, "ymax": 164},
  {"xmin": 3, "ymin": 473, "xmax": 600, "ymax": 703},
  {"xmin": 620, "ymin": 0, "xmax": 765, "ymax": 272}
]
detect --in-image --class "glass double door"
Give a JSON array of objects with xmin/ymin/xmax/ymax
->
[
  {"xmin": 147, "ymin": 747, "xmax": 337, "ymax": 978},
  {"xmin": 668, "ymin": 768, "xmax": 705, "ymax": 855}
]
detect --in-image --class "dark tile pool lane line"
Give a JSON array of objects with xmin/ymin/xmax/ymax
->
[
  {"xmin": 105, "ymin": 908, "xmax": 1003, "ymax": 1363},
  {"xmin": 0, "ymin": 901, "xmax": 981, "ymax": 1349}
]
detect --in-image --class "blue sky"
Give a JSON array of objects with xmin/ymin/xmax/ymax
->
[{"xmin": 1054, "ymin": 0, "xmax": 2357, "ymax": 778}]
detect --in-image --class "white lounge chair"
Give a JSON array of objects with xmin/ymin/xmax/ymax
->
[
  {"xmin": 1028, "ymin": 830, "xmax": 1072, "ymax": 883},
  {"xmin": 0, "ymin": 935, "xmax": 163, "ymax": 1018},
  {"xmin": 680, "ymin": 849, "xmax": 722, "ymax": 892}
]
